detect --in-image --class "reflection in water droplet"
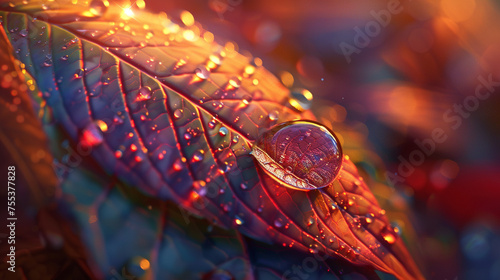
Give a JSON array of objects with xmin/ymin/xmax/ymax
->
[
  {"xmin": 138, "ymin": 86, "xmax": 152, "ymax": 100},
  {"xmin": 208, "ymin": 119, "xmax": 217, "ymax": 129},
  {"xmin": 252, "ymin": 121, "xmax": 343, "ymax": 191},
  {"xmin": 228, "ymin": 76, "xmax": 241, "ymax": 88},
  {"xmin": 74, "ymin": 68, "xmax": 84, "ymax": 78},
  {"xmin": 173, "ymin": 109, "xmax": 183, "ymax": 119},
  {"xmin": 381, "ymin": 227, "xmax": 397, "ymax": 244},
  {"xmin": 289, "ymin": 88, "xmax": 314, "ymax": 111},
  {"xmin": 218, "ymin": 127, "xmax": 228, "ymax": 136},
  {"xmin": 195, "ymin": 65, "xmax": 210, "ymax": 79},
  {"xmin": 89, "ymin": 0, "xmax": 108, "ymax": 17},
  {"xmin": 268, "ymin": 110, "xmax": 279, "ymax": 121}
]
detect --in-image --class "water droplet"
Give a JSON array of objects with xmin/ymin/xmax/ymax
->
[
  {"xmin": 60, "ymin": 55, "xmax": 69, "ymax": 61},
  {"xmin": 240, "ymin": 183, "xmax": 248, "ymax": 190},
  {"xmin": 173, "ymin": 109, "xmax": 183, "ymax": 119},
  {"xmin": 43, "ymin": 55, "xmax": 52, "ymax": 67},
  {"xmin": 138, "ymin": 86, "xmax": 152, "ymax": 100},
  {"xmin": 193, "ymin": 180, "xmax": 207, "ymax": 196},
  {"xmin": 74, "ymin": 68, "xmax": 84, "ymax": 78},
  {"xmin": 268, "ymin": 110, "xmax": 279, "ymax": 121},
  {"xmin": 228, "ymin": 76, "xmax": 241, "ymax": 88},
  {"xmin": 89, "ymin": 0, "xmax": 108, "ymax": 17},
  {"xmin": 173, "ymin": 159, "xmax": 183, "ymax": 171},
  {"xmin": 242, "ymin": 95, "xmax": 252, "ymax": 106},
  {"xmin": 184, "ymin": 132, "xmax": 192, "ymax": 140},
  {"xmin": 252, "ymin": 121, "xmax": 342, "ymax": 191},
  {"xmin": 208, "ymin": 119, "xmax": 217, "ymax": 129},
  {"xmin": 381, "ymin": 227, "xmax": 397, "ymax": 244},
  {"xmin": 81, "ymin": 122, "xmax": 103, "ymax": 147},
  {"xmin": 195, "ymin": 65, "xmax": 210, "ymax": 79},
  {"xmin": 232, "ymin": 135, "xmax": 239, "ymax": 143},
  {"xmin": 114, "ymin": 150, "xmax": 123, "ymax": 158},
  {"xmin": 218, "ymin": 127, "xmax": 228, "ymax": 136},
  {"xmin": 307, "ymin": 217, "xmax": 315, "ymax": 226},
  {"xmin": 19, "ymin": 29, "xmax": 28, "ymax": 37},
  {"xmin": 192, "ymin": 150, "xmax": 204, "ymax": 162},
  {"xmin": 234, "ymin": 216, "xmax": 244, "ymax": 226},
  {"xmin": 113, "ymin": 115, "xmax": 124, "ymax": 124},
  {"xmin": 289, "ymin": 88, "xmax": 313, "ymax": 111},
  {"xmin": 274, "ymin": 218, "xmax": 283, "ymax": 228}
]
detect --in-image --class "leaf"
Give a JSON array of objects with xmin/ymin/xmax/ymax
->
[{"xmin": 0, "ymin": 1, "xmax": 423, "ymax": 279}]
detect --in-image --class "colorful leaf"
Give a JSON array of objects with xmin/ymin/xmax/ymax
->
[{"xmin": 0, "ymin": 1, "xmax": 423, "ymax": 279}]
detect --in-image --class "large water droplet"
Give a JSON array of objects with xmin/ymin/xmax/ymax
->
[
  {"xmin": 252, "ymin": 121, "xmax": 343, "ymax": 191},
  {"xmin": 89, "ymin": 0, "xmax": 108, "ymax": 17},
  {"xmin": 218, "ymin": 126, "xmax": 228, "ymax": 136}
]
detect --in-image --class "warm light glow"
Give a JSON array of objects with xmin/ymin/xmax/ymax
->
[
  {"xmin": 181, "ymin": 11, "xmax": 195, "ymax": 26},
  {"xmin": 121, "ymin": 7, "xmax": 134, "ymax": 20},
  {"xmin": 280, "ymin": 71, "xmax": 294, "ymax": 88},
  {"xmin": 139, "ymin": 259, "xmax": 150, "ymax": 270},
  {"xmin": 441, "ymin": 0, "xmax": 476, "ymax": 22}
]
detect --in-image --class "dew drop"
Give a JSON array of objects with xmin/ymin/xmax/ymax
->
[
  {"xmin": 74, "ymin": 68, "xmax": 84, "ymax": 78},
  {"xmin": 381, "ymin": 227, "xmax": 397, "ymax": 244},
  {"xmin": 19, "ymin": 29, "xmax": 28, "ymax": 37},
  {"xmin": 208, "ymin": 119, "xmax": 217, "ymax": 129},
  {"xmin": 240, "ymin": 183, "xmax": 248, "ymax": 190},
  {"xmin": 192, "ymin": 150, "xmax": 204, "ymax": 162},
  {"xmin": 268, "ymin": 110, "xmax": 279, "ymax": 121},
  {"xmin": 232, "ymin": 135, "xmax": 239, "ymax": 144},
  {"xmin": 307, "ymin": 217, "xmax": 315, "ymax": 226},
  {"xmin": 138, "ymin": 86, "xmax": 152, "ymax": 100},
  {"xmin": 43, "ymin": 56, "xmax": 52, "ymax": 67},
  {"xmin": 234, "ymin": 216, "xmax": 244, "ymax": 226},
  {"xmin": 195, "ymin": 65, "xmax": 210, "ymax": 79},
  {"xmin": 242, "ymin": 95, "xmax": 252, "ymax": 106},
  {"xmin": 89, "ymin": 0, "xmax": 108, "ymax": 17},
  {"xmin": 218, "ymin": 126, "xmax": 228, "ymax": 136},
  {"xmin": 81, "ymin": 122, "xmax": 103, "ymax": 147},
  {"xmin": 228, "ymin": 76, "xmax": 241, "ymax": 88},
  {"xmin": 184, "ymin": 132, "xmax": 192, "ymax": 140},
  {"xmin": 274, "ymin": 218, "xmax": 283, "ymax": 228},
  {"xmin": 60, "ymin": 55, "xmax": 69, "ymax": 61},
  {"xmin": 173, "ymin": 109, "xmax": 184, "ymax": 119}
]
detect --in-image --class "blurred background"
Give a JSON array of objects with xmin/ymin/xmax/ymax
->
[{"xmin": 144, "ymin": 0, "xmax": 500, "ymax": 279}]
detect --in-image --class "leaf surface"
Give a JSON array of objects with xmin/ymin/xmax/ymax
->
[{"xmin": 0, "ymin": 2, "xmax": 423, "ymax": 279}]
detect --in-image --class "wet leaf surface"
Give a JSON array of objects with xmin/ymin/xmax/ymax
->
[{"xmin": 0, "ymin": 1, "xmax": 423, "ymax": 279}]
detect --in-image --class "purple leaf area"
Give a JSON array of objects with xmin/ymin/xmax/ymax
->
[{"xmin": 0, "ymin": 1, "xmax": 423, "ymax": 279}]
